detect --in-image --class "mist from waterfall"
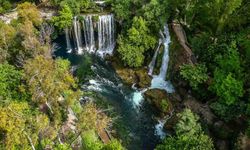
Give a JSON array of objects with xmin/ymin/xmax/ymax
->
[{"xmin": 66, "ymin": 14, "xmax": 115, "ymax": 56}]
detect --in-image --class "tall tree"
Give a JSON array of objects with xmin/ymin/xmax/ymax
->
[
  {"xmin": 117, "ymin": 16, "xmax": 156, "ymax": 67},
  {"xmin": 23, "ymin": 55, "xmax": 80, "ymax": 122},
  {"xmin": 17, "ymin": 2, "xmax": 42, "ymax": 26}
]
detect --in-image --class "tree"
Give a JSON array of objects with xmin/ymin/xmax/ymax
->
[
  {"xmin": 81, "ymin": 130, "xmax": 103, "ymax": 150},
  {"xmin": 0, "ymin": 101, "xmax": 49, "ymax": 149},
  {"xmin": 101, "ymin": 140, "xmax": 124, "ymax": 150},
  {"xmin": 117, "ymin": 16, "xmax": 156, "ymax": 67},
  {"xmin": 0, "ymin": 0, "xmax": 11, "ymax": 14},
  {"xmin": 142, "ymin": 0, "xmax": 169, "ymax": 32},
  {"xmin": 210, "ymin": 71, "xmax": 243, "ymax": 105},
  {"xmin": 156, "ymin": 109, "xmax": 214, "ymax": 150},
  {"xmin": 77, "ymin": 102, "xmax": 111, "ymax": 132},
  {"xmin": 13, "ymin": 19, "xmax": 50, "ymax": 66},
  {"xmin": 17, "ymin": 2, "xmax": 42, "ymax": 26},
  {"xmin": 180, "ymin": 64, "xmax": 208, "ymax": 90},
  {"xmin": 0, "ymin": 63, "xmax": 25, "ymax": 101},
  {"xmin": 52, "ymin": 5, "xmax": 73, "ymax": 31},
  {"xmin": 0, "ymin": 22, "xmax": 16, "ymax": 63},
  {"xmin": 216, "ymin": 0, "xmax": 243, "ymax": 34},
  {"xmin": 110, "ymin": 0, "xmax": 132, "ymax": 23},
  {"xmin": 23, "ymin": 56, "xmax": 80, "ymax": 122},
  {"xmin": 209, "ymin": 41, "xmax": 243, "ymax": 105}
]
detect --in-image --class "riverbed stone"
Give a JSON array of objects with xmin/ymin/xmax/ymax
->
[
  {"xmin": 135, "ymin": 69, "xmax": 151, "ymax": 88},
  {"xmin": 144, "ymin": 89, "xmax": 173, "ymax": 116}
]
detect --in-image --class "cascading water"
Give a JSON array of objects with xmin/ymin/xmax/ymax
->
[
  {"xmin": 82, "ymin": 15, "xmax": 95, "ymax": 52},
  {"xmin": 73, "ymin": 16, "xmax": 83, "ymax": 54},
  {"xmin": 149, "ymin": 25, "xmax": 174, "ymax": 93},
  {"xmin": 148, "ymin": 39, "xmax": 162, "ymax": 76},
  {"xmin": 67, "ymin": 14, "xmax": 115, "ymax": 56},
  {"xmin": 65, "ymin": 28, "xmax": 72, "ymax": 53},
  {"xmin": 97, "ymin": 14, "xmax": 115, "ymax": 56},
  {"xmin": 147, "ymin": 25, "xmax": 175, "ymax": 139}
]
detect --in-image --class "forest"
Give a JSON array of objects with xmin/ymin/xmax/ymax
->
[{"xmin": 0, "ymin": 0, "xmax": 250, "ymax": 150}]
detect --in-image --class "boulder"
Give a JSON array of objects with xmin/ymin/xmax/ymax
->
[
  {"xmin": 135, "ymin": 69, "xmax": 151, "ymax": 88},
  {"xmin": 144, "ymin": 89, "xmax": 173, "ymax": 116}
]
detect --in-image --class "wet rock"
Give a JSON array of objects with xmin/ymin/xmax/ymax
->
[
  {"xmin": 113, "ymin": 64, "xmax": 151, "ymax": 88},
  {"xmin": 144, "ymin": 89, "xmax": 173, "ymax": 116},
  {"xmin": 115, "ymin": 68, "xmax": 137, "ymax": 85},
  {"xmin": 135, "ymin": 69, "xmax": 151, "ymax": 88}
]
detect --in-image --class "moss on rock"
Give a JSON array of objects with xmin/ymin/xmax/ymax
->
[{"xmin": 144, "ymin": 89, "xmax": 173, "ymax": 116}]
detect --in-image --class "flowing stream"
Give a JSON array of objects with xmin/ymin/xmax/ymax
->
[
  {"xmin": 55, "ymin": 15, "xmax": 174, "ymax": 149},
  {"xmin": 54, "ymin": 39, "xmax": 160, "ymax": 150}
]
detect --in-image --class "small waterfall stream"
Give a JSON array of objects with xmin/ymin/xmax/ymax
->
[
  {"xmin": 148, "ymin": 39, "xmax": 162, "ymax": 76},
  {"xmin": 149, "ymin": 25, "xmax": 174, "ymax": 93},
  {"xmin": 65, "ymin": 28, "xmax": 72, "ymax": 53},
  {"xmin": 67, "ymin": 14, "xmax": 115, "ymax": 56}
]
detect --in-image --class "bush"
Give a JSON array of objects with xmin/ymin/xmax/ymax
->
[
  {"xmin": 180, "ymin": 64, "xmax": 208, "ymax": 90},
  {"xmin": 117, "ymin": 16, "xmax": 156, "ymax": 67}
]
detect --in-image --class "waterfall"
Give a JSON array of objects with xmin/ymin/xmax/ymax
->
[
  {"xmin": 65, "ymin": 28, "xmax": 72, "ymax": 53},
  {"xmin": 68, "ymin": 14, "xmax": 115, "ymax": 56},
  {"xmin": 159, "ymin": 26, "xmax": 171, "ymax": 79},
  {"xmin": 150, "ymin": 25, "xmax": 174, "ymax": 93},
  {"xmin": 82, "ymin": 15, "xmax": 95, "ymax": 53},
  {"xmin": 148, "ymin": 39, "xmax": 162, "ymax": 76},
  {"xmin": 73, "ymin": 16, "xmax": 83, "ymax": 54},
  {"xmin": 97, "ymin": 14, "xmax": 115, "ymax": 57}
]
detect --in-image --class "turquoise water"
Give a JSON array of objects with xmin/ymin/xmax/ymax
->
[{"xmin": 54, "ymin": 36, "xmax": 161, "ymax": 149}]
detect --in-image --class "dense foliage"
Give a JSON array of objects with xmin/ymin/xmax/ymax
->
[
  {"xmin": 156, "ymin": 109, "xmax": 214, "ymax": 150},
  {"xmin": 117, "ymin": 16, "xmax": 156, "ymax": 67},
  {"xmin": 1, "ymin": 0, "xmax": 250, "ymax": 149},
  {"xmin": 180, "ymin": 64, "xmax": 208, "ymax": 90},
  {"xmin": 0, "ymin": 1, "xmax": 124, "ymax": 149}
]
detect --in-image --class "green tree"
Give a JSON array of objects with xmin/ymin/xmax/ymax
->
[
  {"xmin": 0, "ymin": 101, "xmax": 49, "ymax": 149},
  {"xmin": 23, "ymin": 56, "xmax": 80, "ymax": 123},
  {"xmin": 180, "ymin": 64, "xmax": 208, "ymax": 90},
  {"xmin": 209, "ymin": 41, "xmax": 243, "ymax": 105},
  {"xmin": 216, "ymin": 0, "xmax": 243, "ymax": 34},
  {"xmin": 0, "ymin": 0, "xmax": 11, "ymax": 13},
  {"xmin": 102, "ymin": 140, "xmax": 124, "ymax": 150},
  {"xmin": 142, "ymin": 0, "xmax": 169, "ymax": 32},
  {"xmin": 0, "ymin": 22, "xmax": 16, "ymax": 63},
  {"xmin": 0, "ymin": 63, "xmax": 25, "ymax": 101},
  {"xmin": 17, "ymin": 2, "xmax": 42, "ymax": 26},
  {"xmin": 210, "ymin": 71, "xmax": 243, "ymax": 105},
  {"xmin": 117, "ymin": 16, "xmax": 156, "ymax": 67},
  {"xmin": 110, "ymin": 0, "xmax": 132, "ymax": 23},
  {"xmin": 77, "ymin": 102, "xmax": 110, "ymax": 132},
  {"xmin": 52, "ymin": 5, "xmax": 73, "ymax": 31},
  {"xmin": 81, "ymin": 130, "xmax": 103, "ymax": 150}
]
